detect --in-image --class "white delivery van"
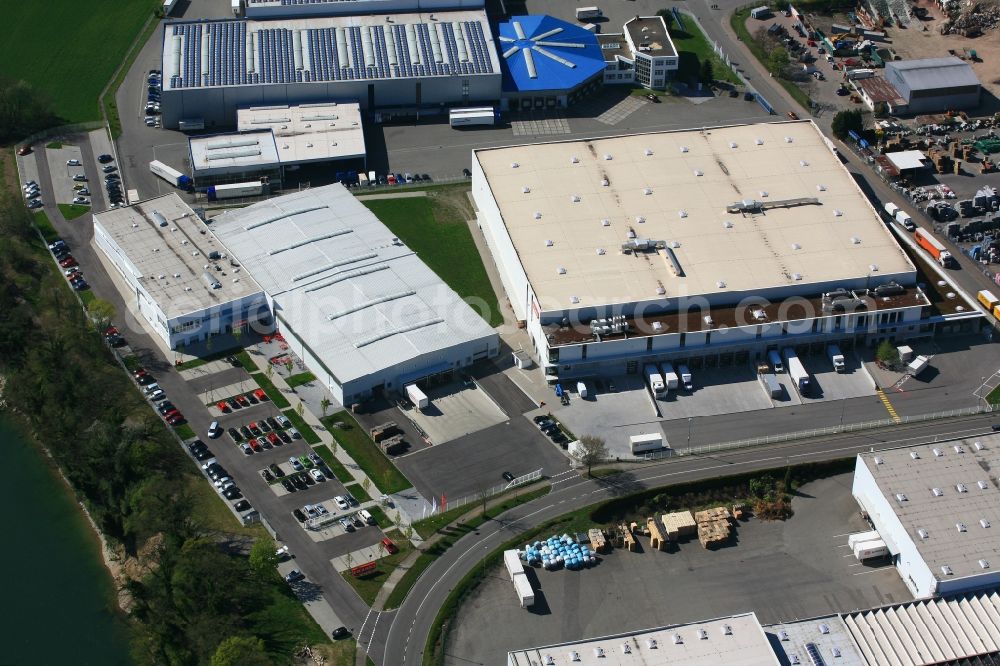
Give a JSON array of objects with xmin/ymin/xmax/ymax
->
[
  {"xmin": 768, "ymin": 350, "xmax": 784, "ymax": 373},
  {"xmin": 576, "ymin": 381, "xmax": 588, "ymax": 398}
]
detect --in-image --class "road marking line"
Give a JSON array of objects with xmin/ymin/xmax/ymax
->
[
  {"xmin": 853, "ymin": 567, "xmax": 891, "ymax": 575},
  {"xmin": 876, "ymin": 389, "xmax": 902, "ymax": 424},
  {"xmin": 368, "ymin": 611, "xmax": 382, "ymax": 652}
]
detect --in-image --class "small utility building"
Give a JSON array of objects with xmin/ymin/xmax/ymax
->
[
  {"xmin": 852, "ymin": 436, "xmax": 1000, "ymax": 598},
  {"xmin": 884, "ymin": 57, "xmax": 981, "ymax": 114}
]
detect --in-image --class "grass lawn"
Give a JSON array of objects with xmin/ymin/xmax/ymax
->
[
  {"xmin": 122, "ymin": 355, "xmax": 142, "ymax": 372},
  {"xmin": 413, "ymin": 486, "xmax": 550, "ymax": 539},
  {"xmin": 988, "ymin": 384, "xmax": 1000, "ymax": 405},
  {"xmin": 173, "ymin": 423, "xmax": 196, "ymax": 440},
  {"xmin": 669, "ymin": 19, "xmax": 740, "ymax": 85},
  {"xmin": 730, "ymin": 7, "xmax": 812, "ymax": 111},
  {"xmin": 235, "ymin": 350, "xmax": 257, "ymax": 372},
  {"xmin": 46, "ymin": 141, "xmax": 64, "ymax": 150},
  {"xmin": 322, "ymin": 412, "xmax": 411, "ymax": 494},
  {"xmin": 314, "ymin": 444, "xmax": 353, "ymax": 483},
  {"xmin": 249, "ymin": 585, "xmax": 331, "ymax": 658},
  {"xmin": 58, "ymin": 203, "xmax": 91, "ymax": 221},
  {"xmin": 174, "ymin": 349, "xmax": 234, "ymax": 372},
  {"xmin": 251, "ymin": 372, "xmax": 291, "ymax": 408},
  {"xmin": 285, "ymin": 371, "xmax": 316, "ymax": 388},
  {"xmin": 368, "ymin": 505, "xmax": 390, "ymax": 528},
  {"xmin": 345, "ymin": 483, "xmax": 371, "ymax": 503},
  {"xmin": 78, "ymin": 290, "xmax": 96, "ymax": 306},
  {"xmin": 33, "ymin": 212, "xmax": 59, "ymax": 243},
  {"xmin": 0, "ymin": 0, "xmax": 160, "ymax": 123},
  {"xmin": 283, "ymin": 408, "xmax": 321, "ymax": 444},
  {"xmin": 363, "ymin": 193, "xmax": 502, "ymax": 327},
  {"xmin": 184, "ymin": 475, "xmax": 266, "ymax": 538},
  {"xmin": 341, "ymin": 530, "xmax": 413, "ymax": 605}
]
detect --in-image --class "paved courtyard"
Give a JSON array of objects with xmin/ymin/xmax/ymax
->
[
  {"xmin": 445, "ymin": 473, "xmax": 909, "ymax": 666},
  {"xmin": 407, "ymin": 380, "xmax": 509, "ymax": 445}
]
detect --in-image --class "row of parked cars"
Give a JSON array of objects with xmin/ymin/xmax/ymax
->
[
  {"xmin": 144, "ymin": 70, "xmax": 162, "ymax": 126},
  {"xmin": 215, "ymin": 387, "xmax": 269, "ymax": 413},
  {"xmin": 23, "ymin": 179, "xmax": 44, "ymax": 210},
  {"xmin": 131, "ymin": 365, "xmax": 186, "ymax": 425},
  {"xmin": 221, "ymin": 412, "xmax": 304, "ymax": 455},
  {"xmin": 48, "ymin": 239, "xmax": 89, "ymax": 291},
  {"xmin": 533, "ymin": 414, "xmax": 569, "ymax": 448},
  {"xmin": 261, "ymin": 451, "xmax": 332, "ymax": 494}
]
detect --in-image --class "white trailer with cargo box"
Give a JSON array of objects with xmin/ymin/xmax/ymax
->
[
  {"xmin": 512, "ymin": 572, "xmax": 534, "ymax": 607},
  {"xmin": 827, "ymin": 344, "xmax": 845, "ymax": 372},
  {"xmin": 759, "ymin": 372, "xmax": 782, "ymax": 398},
  {"xmin": 907, "ymin": 355, "xmax": 930, "ymax": 377},
  {"xmin": 504, "ymin": 549, "xmax": 524, "ymax": 581},
  {"xmin": 782, "ymin": 348, "xmax": 810, "ymax": 394},
  {"xmin": 853, "ymin": 539, "xmax": 889, "ymax": 561},
  {"xmin": 630, "ymin": 433, "xmax": 665, "ymax": 454},
  {"xmin": 644, "ymin": 364, "xmax": 666, "ymax": 398},
  {"xmin": 848, "ymin": 530, "xmax": 880, "ymax": 549},
  {"xmin": 677, "ymin": 364, "xmax": 693, "ymax": 391},
  {"xmin": 405, "ymin": 384, "xmax": 429, "ymax": 410},
  {"xmin": 576, "ymin": 381, "xmax": 588, "ymax": 398},
  {"xmin": 660, "ymin": 362, "xmax": 679, "ymax": 391}
]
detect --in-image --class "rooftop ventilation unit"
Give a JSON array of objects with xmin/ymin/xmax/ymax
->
[
  {"xmin": 957, "ymin": 483, "xmax": 967, "ymax": 493},
  {"xmin": 680, "ymin": 146, "xmax": 689, "ymax": 153},
  {"xmin": 791, "ymin": 273, "xmax": 803, "ymax": 281},
  {"xmin": 785, "ymin": 136, "xmax": 793, "ymax": 143},
  {"xmin": 917, "ymin": 528, "xmax": 929, "ymax": 539},
  {"xmin": 979, "ymin": 480, "xmax": 989, "ymax": 490},
  {"xmin": 873, "ymin": 455, "xmax": 883, "ymax": 465},
  {"xmin": 895, "ymin": 493, "xmax": 908, "ymax": 502},
  {"xmin": 534, "ymin": 212, "xmax": 542, "ymax": 219},
  {"xmin": 153, "ymin": 211, "xmax": 168, "ymax": 227},
  {"xmin": 678, "ymin": 210, "xmax": 687, "ymax": 218},
  {"xmin": 672, "ymin": 634, "xmax": 683, "ymax": 645},
  {"xmin": 817, "ymin": 184, "xmax": 827, "ymax": 191},
  {"xmin": 942, "ymin": 565, "xmax": 953, "ymax": 575},
  {"xmin": 850, "ymin": 236, "xmax": 860, "ymax": 244},
  {"xmin": 697, "ymin": 629, "xmax": 708, "ymax": 640},
  {"xmin": 760, "ymin": 191, "xmax": 769, "ymax": 198},
  {"xmin": 932, "ymin": 488, "xmax": 943, "ymax": 497},
  {"xmin": 981, "ymin": 560, "xmax": 991, "ymax": 569},
  {"xmin": 954, "ymin": 445, "xmax": 965, "ymax": 453},
  {"xmin": 717, "ymin": 281, "xmax": 726, "ymax": 289},
  {"xmin": 975, "ymin": 441, "xmax": 985, "ymax": 451},
  {"xmin": 791, "ymin": 243, "xmax": 801, "ymax": 250},
  {"xmin": 694, "ymin": 169, "xmax": 703, "ymax": 176},
  {"xmin": 621, "ymin": 644, "xmax": 631, "ymax": 654},
  {"xmin": 570, "ymin": 296, "xmax": 580, "ymax": 304},
  {"xmin": 791, "ymin": 656, "xmax": 801, "ymax": 665},
  {"xmin": 569, "ymin": 651, "xmax": 580, "ymax": 662},
  {"xmin": 544, "ymin": 656, "xmax": 555, "ymax": 666},
  {"xmin": 545, "ymin": 240, "xmax": 553, "ymax": 247},
  {"xmin": 756, "ymin": 138, "xmax": 764, "ymax": 145},
  {"xmin": 957, "ymin": 523, "xmax": 967, "ymax": 532},
  {"xmin": 722, "ymin": 624, "xmax": 733, "ymax": 635},
  {"xmin": 647, "ymin": 639, "xmax": 657, "ymax": 649},
  {"xmin": 652, "ymin": 321, "xmax": 663, "ymax": 331},
  {"xmin": 704, "ymin": 315, "xmax": 714, "ymax": 326},
  {"xmin": 596, "ymin": 248, "xmax": 606, "ymax": 255},
  {"xmin": 603, "ymin": 154, "xmax": 612, "ymax": 161},
  {"xmin": 643, "ymin": 187, "xmax": 652, "ymax": 195},
  {"xmin": 571, "ymin": 195, "xmax": 581, "ymax": 202},
  {"xmin": 730, "ymin": 142, "xmax": 738, "ymax": 149},
  {"xmin": 644, "ymin": 149, "xmax": 653, "ymax": 156},
  {"xmin": 981, "ymin": 519, "xmax": 991, "ymax": 529},
  {"xmin": 593, "ymin": 647, "xmax": 605, "ymax": 658},
  {"xmin": 601, "ymin": 179, "xmax": 609, "ymax": 187},
  {"xmin": 800, "ymin": 160, "xmax": 809, "ymax": 167},
  {"xmin": 819, "ymin": 624, "xmax": 830, "ymax": 635},
  {"xmin": 523, "ymin": 186, "xmax": 530, "ymax": 193},
  {"xmin": 780, "ymin": 631, "xmax": 790, "ymax": 641},
  {"xmin": 723, "ymin": 221, "xmax": 733, "ymax": 229},
  {"xmin": 620, "ymin": 238, "xmax": 666, "ymax": 252},
  {"xmin": 571, "ymin": 156, "xmax": 579, "ymax": 163},
  {"xmin": 601, "ymin": 219, "xmax": 610, "ymax": 226},
  {"xmin": 202, "ymin": 271, "xmax": 222, "ymax": 289},
  {"xmin": 834, "ymin": 210, "xmax": 843, "ymax": 217},
  {"xmin": 910, "ymin": 451, "xmax": 920, "ymax": 459},
  {"xmin": 933, "ymin": 448, "xmax": 943, "ymax": 457},
  {"xmin": 557, "ymin": 267, "xmax": 566, "ymax": 275}
]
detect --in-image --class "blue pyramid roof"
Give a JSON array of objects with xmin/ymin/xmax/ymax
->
[{"xmin": 497, "ymin": 15, "xmax": 606, "ymax": 93}]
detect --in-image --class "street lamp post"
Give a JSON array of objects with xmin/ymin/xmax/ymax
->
[{"xmin": 687, "ymin": 417, "xmax": 693, "ymax": 450}]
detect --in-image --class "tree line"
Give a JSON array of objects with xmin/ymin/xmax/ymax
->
[{"xmin": 0, "ymin": 188, "xmax": 322, "ymax": 662}]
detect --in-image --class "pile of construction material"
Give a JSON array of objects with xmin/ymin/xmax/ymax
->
[
  {"xmin": 661, "ymin": 510, "xmax": 698, "ymax": 541},
  {"xmin": 695, "ymin": 507, "xmax": 733, "ymax": 549},
  {"xmin": 646, "ymin": 517, "xmax": 667, "ymax": 551},
  {"xmin": 613, "ymin": 523, "xmax": 638, "ymax": 552},
  {"xmin": 588, "ymin": 528, "xmax": 608, "ymax": 554},
  {"xmin": 940, "ymin": 2, "xmax": 1000, "ymax": 35},
  {"xmin": 523, "ymin": 534, "xmax": 597, "ymax": 570}
]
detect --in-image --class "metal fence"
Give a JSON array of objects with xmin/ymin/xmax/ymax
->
[
  {"xmin": 428, "ymin": 468, "xmax": 544, "ymax": 515},
  {"xmin": 634, "ymin": 403, "xmax": 997, "ymax": 459}
]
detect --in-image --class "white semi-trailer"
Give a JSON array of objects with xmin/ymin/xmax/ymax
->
[
  {"xmin": 405, "ymin": 384, "xmax": 429, "ymax": 410},
  {"xmin": 782, "ymin": 348, "xmax": 810, "ymax": 394},
  {"xmin": 827, "ymin": 344, "xmax": 845, "ymax": 372},
  {"xmin": 644, "ymin": 364, "xmax": 666, "ymax": 398},
  {"xmin": 149, "ymin": 160, "xmax": 192, "ymax": 190},
  {"xmin": 206, "ymin": 181, "xmax": 263, "ymax": 201},
  {"xmin": 630, "ymin": 433, "xmax": 664, "ymax": 454},
  {"xmin": 660, "ymin": 363, "xmax": 679, "ymax": 391},
  {"xmin": 677, "ymin": 364, "xmax": 693, "ymax": 391}
]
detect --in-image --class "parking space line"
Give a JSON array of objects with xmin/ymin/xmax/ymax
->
[{"xmin": 853, "ymin": 567, "xmax": 892, "ymax": 575}]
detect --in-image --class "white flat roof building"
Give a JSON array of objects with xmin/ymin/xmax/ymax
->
[
  {"xmin": 765, "ymin": 616, "xmax": 867, "ymax": 666},
  {"xmin": 93, "ymin": 193, "xmax": 270, "ymax": 348},
  {"xmin": 210, "ymin": 184, "xmax": 498, "ymax": 406},
  {"xmin": 852, "ymin": 435, "xmax": 1000, "ymax": 598},
  {"xmin": 237, "ymin": 102, "xmax": 366, "ymax": 167},
  {"xmin": 474, "ymin": 121, "xmax": 915, "ymax": 319},
  {"xmin": 507, "ymin": 613, "xmax": 779, "ymax": 666},
  {"xmin": 189, "ymin": 130, "xmax": 281, "ymax": 178},
  {"xmin": 244, "ymin": 0, "xmax": 484, "ymax": 18}
]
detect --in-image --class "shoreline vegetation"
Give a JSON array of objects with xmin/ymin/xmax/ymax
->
[{"xmin": 0, "ymin": 158, "xmax": 328, "ymax": 663}]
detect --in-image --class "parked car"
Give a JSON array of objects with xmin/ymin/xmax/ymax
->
[
  {"xmin": 275, "ymin": 415, "xmax": 291, "ymax": 428},
  {"xmin": 258, "ymin": 420, "xmax": 271, "ymax": 433},
  {"xmin": 645, "ymin": 93, "xmax": 660, "ymax": 103},
  {"xmin": 58, "ymin": 256, "xmax": 77, "ymax": 268},
  {"xmin": 291, "ymin": 475, "xmax": 307, "ymax": 491},
  {"xmin": 253, "ymin": 388, "xmax": 268, "ymax": 402},
  {"xmin": 787, "ymin": 111, "xmax": 799, "ymax": 120},
  {"xmin": 503, "ymin": 471, "xmax": 515, "ymax": 482},
  {"xmin": 339, "ymin": 517, "xmax": 355, "ymax": 532},
  {"xmin": 234, "ymin": 500, "xmax": 251, "ymax": 512},
  {"xmin": 268, "ymin": 463, "xmax": 284, "ymax": 478},
  {"xmin": 292, "ymin": 508, "xmax": 306, "ymax": 521},
  {"xmin": 261, "ymin": 469, "xmax": 274, "ymax": 483},
  {"xmin": 236, "ymin": 395, "xmax": 250, "ymax": 408},
  {"xmin": 240, "ymin": 443, "xmax": 253, "ymax": 455},
  {"xmin": 334, "ymin": 495, "xmax": 349, "ymax": 510},
  {"xmin": 308, "ymin": 452, "xmax": 322, "ymax": 466},
  {"xmin": 72, "ymin": 174, "xmax": 87, "ymax": 182},
  {"xmin": 289, "ymin": 456, "xmax": 304, "ymax": 471},
  {"xmin": 381, "ymin": 537, "xmax": 398, "ymax": 554},
  {"xmin": 248, "ymin": 422, "xmax": 261, "ymax": 436},
  {"xmin": 298, "ymin": 455, "xmax": 313, "ymax": 469},
  {"xmin": 207, "ymin": 421, "xmax": 222, "ymax": 438},
  {"xmin": 17, "ymin": 146, "xmax": 31, "ymax": 156},
  {"xmin": 249, "ymin": 439, "xmax": 262, "ymax": 452},
  {"xmin": 265, "ymin": 416, "xmax": 280, "ymax": 431},
  {"xmin": 66, "ymin": 159, "xmax": 81, "ymax": 166},
  {"xmin": 282, "ymin": 479, "xmax": 296, "ymax": 493},
  {"xmin": 223, "ymin": 487, "xmax": 242, "ymax": 500},
  {"xmin": 332, "ymin": 627, "xmax": 351, "ymax": 640},
  {"xmin": 309, "ymin": 469, "xmax": 325, "ymax": 482},
  {"xmin": 266, "ymin": 432, "xmax": 280, "ymax": 446},
  {"xmin": 287, "ymin": 427, "xmax": 301, "ymax": 440},
  {"xmin": 98, "ymin": 154, "xmax": 114, "ymax": 163},
  {"xmin": 227, "ymin": 397, "xmax": 241, "ymax": 410},
  {"xmin": 72, "ymin": 197, "xmax": 90, "ymax": 205},
  {"xmin": 228, "ymin": 427, "xmax": 241, "ymax": 441},
  {"xmin": 277, "ymin": 430, "xmax": 291, "ymax": 444}
]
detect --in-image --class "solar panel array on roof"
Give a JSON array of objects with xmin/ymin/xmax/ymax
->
[
  {"xmin": 246, "ymin": 0, "xmax": 372, "ymax": 4},
  {"xmin": 169, "ymin": 17, "xmax": 493, "ymax": 89}
]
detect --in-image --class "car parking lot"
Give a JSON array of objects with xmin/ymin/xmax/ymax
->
[{"xmin": 445, "ymin": 473, "xmax": 909, "ymax": 666}]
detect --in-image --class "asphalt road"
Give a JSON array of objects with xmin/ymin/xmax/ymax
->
[{"xmin": 381, "ymin": 412, "xmax": 1000, "ymax": 666}]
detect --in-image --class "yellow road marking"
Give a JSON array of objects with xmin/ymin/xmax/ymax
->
[{"xmin": 876, "ymin": 389, "xmax": 902, "ymax": 424}]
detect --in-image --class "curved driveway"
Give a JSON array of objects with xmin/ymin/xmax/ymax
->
[{"xmin": 381, "ymin": 412, "xmax": 999, "ymax": 665}]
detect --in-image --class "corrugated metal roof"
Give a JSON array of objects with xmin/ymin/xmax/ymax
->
[
  {"xmin": 210, "ymin": 185, "xmax": 496, "ymax": 386},
  {"xmin": 842, "ymin": 590, "xmax": 1000, "ymax": 665},
  {"xmin": 886, "ymin": 57, "xmax": 980, "ymax": 92}
]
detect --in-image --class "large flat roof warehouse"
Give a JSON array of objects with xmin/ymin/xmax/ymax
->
[
  {"xmin": 237, "ymin": 102, "xmax": 366, "ymax": 166},
  {"xmin": 209, "ymin": 184, "xmax": 496, "ymax": 391},
  {"xmin": 856, "ymin": 435, "xmax": 1000, "ymax": 582},
  {"xmin": 885, "ymin": 56, "xmax": 980, "ymax": 92},
  {"xmin": 93, "ymin": 194, "xmax": 263, "ymax": 315},
  {"xmin": 474, "ymin": 121, "xmax": 915, "ymax": 312},
  {"xmin": 189, "ymin": 130, "xmax": 281, "ymax": 175},
  {"xmin": 507, "ymin": 613, "xmax": 779, "ymax": 666},
  {"xmin": 162, "ymin": 10, "xmax": 499, "ymax": 91}
]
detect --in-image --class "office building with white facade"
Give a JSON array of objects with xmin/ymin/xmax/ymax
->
[
  {"xmin": 93, "ymin": 194, "xmax": 271, "ymax": 349},
  {"xmin": 599, "ymin": 16, "xmax": 679, "ymax": 89},
  {"xmin": 471, "ymin": 121, "xmax": 936, "ymax": 382}
]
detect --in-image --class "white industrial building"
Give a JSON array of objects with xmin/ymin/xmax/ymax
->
[
  {"xmin": 852, "ymin": 435, "xmax": 1000, "ymax": 599},
  {"xmin": 210, "ymin": 184, "xmax": 498, "ymax": 406},
  {"xmin": 93, "ymin": 194, "xmax": 271, "ymax": 349},
  {"xmin": 507, "ymin": 613, "xmax": 779, "ymax": 666},
  {"xmin": 599, "ymin": 16, "xmax": 680, "ymax": 88},
  {"xmin": 160, "ymin": 10, "xmax": 501, "ymax": 128},
  {"xmin": 188, "ymin": 101, "xmax": 367, "ymax": 185},
  {"xmin": 883, "ymin": 57, "xmax": 981, "ymax": 114},
  {"xmin": 472, "ymin": 121, "xmax": 935, "ymax": 382},
  {"xmin": 243, "ymin": 0, "xmax": 483, "ymax": 18}
]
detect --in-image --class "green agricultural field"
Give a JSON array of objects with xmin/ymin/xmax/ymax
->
[
  {"xmin": 364, "ymin": 191, "xmax": 502, "ymax": 327},
  {"xmin": 0, "ymin": 0, "xmax": 160, "ymax": 123}
]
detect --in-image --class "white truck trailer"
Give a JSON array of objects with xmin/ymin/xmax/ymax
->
[
  {"xmin": 677, "ymin": 364, "xmax": 693, "ymax": 391},
  {"xmin": 853, "ymin": 539, "xmax": 889, "ymax": 561},
  {"xmin": 405, "ymin": 384, "xmax": 429, "ymax": 410},
  {"xmin": 907, "ymin": 355, "xmax": 930, "ymax": 377},
  {"xmin": 644, "ymin": 364, "xmax": 666, "ymax": 398},
  {"xmin": 848, "ymin": 530, "xmax": 880, "ymax": 549},
  {"xmin": 512, "ymin": 572, "xmax": 535, "ymax": 607},
  {"xmin": 206, "ymin": 181, "xmax": 263, "ymax": 201},
  {"xmin": 630, "ymin": 433, "xmax": 664, "ymax": 454},
  {"xmin": 660, "ymin": 363, "xmax": 679, "ymax": 391},
  {"xmin": 782, "ymin": 348, "xmax": 810, "ymax": 394},
  {"xmin": 827, "ymin": 344, "xmax": 845, "ymax": 372},
  {"xmin": 149, "ymin": 160, "xmax": 192, "ymax": 190}
]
